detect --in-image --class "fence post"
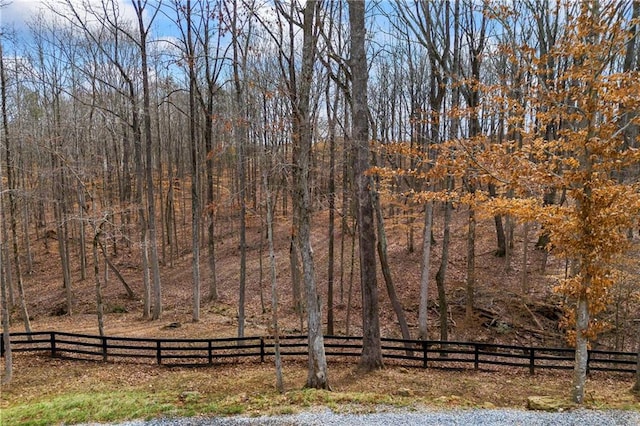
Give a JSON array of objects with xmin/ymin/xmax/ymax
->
[
  {"xmin": 586, "ymin": 350, "xmax": 591, "ymax": 376},
  {"xmin": 50, "ymin": 332, "xmax": 57, "ymax": 358},
  {"xmin": 101, "ymin": 336, "xmax": 108, "ymax": 362},
  {"xmin": 156, "ymin": 341, "xmax": 162, "ymax": 365},
  {"xmin": 634, "ymin": 318, "xmax": 640, "ymax": 393},
  {"xmin": 0, "ymin": 333, "xmax": 4, "ymax": 357},
  {"xmin": 260, "ymin": 337, "xmax": 265, "ymax": 363},
  {"xmin": 529, "ymin": 349, "xmax": 535, "ymax": 375},
  {"xmin": 422, "ymin": 341, "xmax": 428, "ymax": 368},
  {"xmin": 208, "ymin": 340, "xmax": 213, "ymax": 365},
  {"xmin": 474, "ymin": 344, "xmax": 480, "ymax": 370}
]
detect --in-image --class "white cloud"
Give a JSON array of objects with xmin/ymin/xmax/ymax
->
[
  {"xmin": 2, "ymin": 0, "xmax": 46, "ymax": 29},
  {"xmin": 1, "ymin": 0, "xmax": 141, "ymax": 33}
]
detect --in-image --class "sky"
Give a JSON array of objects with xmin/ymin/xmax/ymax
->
[
  {"xmin": 2, "ymin": 0, "xmax": 51, "ymax": 30},
  {"xmin": 0, "ymin": 0, "xmax": 168, "ymax": 45},
  {"xmin": 2, "ymin": 0, "xmax": 141, "ymax": 30},
  {"xmin": 2, "ymin": 0, "xmax": 308, "ymax": 41}
]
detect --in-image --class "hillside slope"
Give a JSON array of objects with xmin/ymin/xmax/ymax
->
[{"xmin": 8, "ymin": 206, "xmax": 638, "ymax": 352}]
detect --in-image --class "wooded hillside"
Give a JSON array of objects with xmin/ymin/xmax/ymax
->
[{"xmin": 1, "ymin": 0, "xmax": 639, "ymax": 401}]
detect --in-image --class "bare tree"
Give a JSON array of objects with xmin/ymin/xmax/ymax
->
[
  {"xmin": 392, "ymin": 0, "xmax": 453, "ymax": 340},
  {"xmin": 263, "ymin": 157, "xmax": 284, "ymax": 393},
  {"xmin": 55, "ymin": 0, "xmax": 154, "ymax": 318},
  {"xmin": 459, "ymin": 0, "xmax": 488, "ymax": 321},
  {"xmin": 297, "ymin": 0, "xmax": 329, "ymax": 389},
  {"xmin": 181, "ymin": 0, "xmax": 201, "ymax": 322},
  {"xmin": 2, "ymin": 37, "xmax": 32, "ymax": 337},
  {"xmin": 227, "ymin": 0, "xmax": 250, "ymax": 338},
  {"xmin": 0, "ymin": 32, "xmax": 13, "ymax": 384},
  {"xmin": 349, "ymin": 0, "xmax": 383, "ymax": 371},
  {"xmin": 131, "ymin": 0, "xmax": 163, "ymax": 320}
]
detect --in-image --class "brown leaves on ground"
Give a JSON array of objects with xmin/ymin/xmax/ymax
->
[{"xmin": 2, "ymin": 354, "xmax": 638, "ymax": 414}]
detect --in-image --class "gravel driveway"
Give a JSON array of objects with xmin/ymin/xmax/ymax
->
[{"xmin": 97, "ymin": 408, "xmax": 640, "ymax": 426}]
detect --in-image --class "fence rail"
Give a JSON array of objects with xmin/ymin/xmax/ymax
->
[{"xmin": 1, "ymin": 331, "xmax": 636, "ymax": 375}]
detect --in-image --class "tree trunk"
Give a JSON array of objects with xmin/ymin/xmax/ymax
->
[
  {"xmin": 465, "ymin": 207, "xmax": 476, "ymax": 322},
  {"xmin": 77, "ymin": 187, "xmax": 87, "ymax": 281},
  {"xmin": 521, "ymin": 222, "xmax": 530, "ymax": 293},
  {"xmin": 134, "ymin": 0, "xmax": 162, "ymax": 321},
  {"xmin": 98, "ymin": 239, "xmax": 135, "ymax": 298},
  {"xmin": 54, "ymin": 188, "xmax": 73, "ymax": 317},
  {"xmin": 373, "ymin": 190, "xmax": 412, "ymax": 350},
  {"xmin": 0, "ymin": 252, "xmax": 11, "ymax": 384},
  {"xmin": 290, "ymin": 234, "xmax": 303, "ymax": 318},
  {"xmin": 5, "ymin": 134, "xmax": 32, "ymax": 330},
  {"xmin": 264, "ymin": 170, "xmax": 284, "ymax": 393},
  {"xmin": 205, "ymin": 74, "xmax": 218, "ymax": 303},
  {"xmin": 0, "ymin": 115, "xmax": 12, "ymax": 384},
  {"xmin": 345, "ymin": 218, "xmax": 356, "ymax": 336},
  {"xmin": 297, "ymin": 0, "xmax": 329, "ymax": 389},
  {"xmin": 436, "ymin": 189, "xmax": 453, "ymax": 343},
  {"xmin": 622, "ymin": 0, "xmax": 639, "ymax": 177},
  {"xmin": 93, "ymin": 232, "xmax": 105, "ymax": 339},
  {"xmin": 1, "ymin": 43, "xmax": 24, "ymax": 336},
  {"xmin": 349, "ymin": 0, "xmax": 383, "ymax": 371},
  {"xmin": 572, "ymin": 291, "xmax": 589, "ymax": 403},
  {"xmin": 186, "ymin": 0, "xmax": 201, "ymax": 322},
  {"xmin": 326, "ymin": 84, "xmax": 337, "ymax": 336},
  {"xmin": 339, "ymin": 94, "xmax": 351, "ymax": 307},
  {"xmin": 488, "ymin": 184, "xmax": 507, "ymax": 257},
  {"xmin": 418, "ymin": 199, "xmax": 434, "ymax": 340},
  {"xmin": 1, "ymin": 218, "xmax": 13, "ymax": 311},
  {"xmin": 231, "ymin": 0, "xmax": 247, "ymax": 339}
]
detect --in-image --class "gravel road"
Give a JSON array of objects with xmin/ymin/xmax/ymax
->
[{"xmin": 93, "ymin": 408, "xmax": 640, "ymax": 426}]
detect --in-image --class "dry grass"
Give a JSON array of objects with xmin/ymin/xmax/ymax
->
[{"xmin": 1, "ymin": 354, "xmax": 638, "ymax": 425}]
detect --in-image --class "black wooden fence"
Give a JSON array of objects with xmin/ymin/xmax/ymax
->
[{"xmin": 1, "ymin": 331, "xmax": 636, "ymax": 375}]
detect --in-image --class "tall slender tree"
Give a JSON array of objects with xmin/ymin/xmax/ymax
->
[
  {"xmin": 132, "ymin": 0, "xmax": 163, "ymax": 320},
  {"xmin": 0, "ymin": 34, "xmax": 13, "ymax": 384},
  {"xmin": 184, "ymin": 0, "xmax": 201, "ymax": 322},
  {"xmin": 349, "ymin": 0, "xmax": 383, "ymax": 371},
  {"xmin": 297, "ymin": 0, "xmax": 329, "ymax": 389},
  {"xmin": 228, "ymin": 0, "xmax": 250, "ymax": 338}
]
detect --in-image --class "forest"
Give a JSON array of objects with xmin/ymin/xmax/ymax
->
[{"xmin": 1, "ymin": 0, "xmax": 639, "ymax": 405}]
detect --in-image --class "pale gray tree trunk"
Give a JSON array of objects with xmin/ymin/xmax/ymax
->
[
  {"xmin": 264, "ymin": 169, "xmax": 283, "ymax": 393},
  {"xmin": 394, "ymin": 0, "xmax": 450, "ymax": 341},
  {"xmin": 572, "ymin": 291, "xmax": 589, "ymax": 403},
  {"xmin": 297, "ymin": 0, "xmax": 329, "ymax": 389}
]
